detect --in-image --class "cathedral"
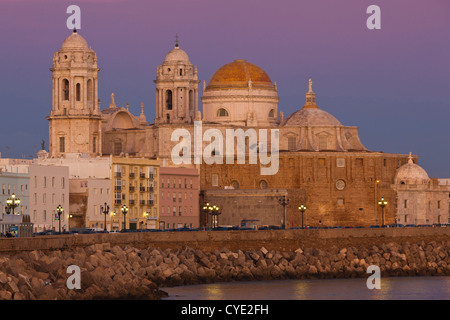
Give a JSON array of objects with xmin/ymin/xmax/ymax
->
[{"xmin": 46, "ymin": 29, "xmax": 449, "ymax": 228}]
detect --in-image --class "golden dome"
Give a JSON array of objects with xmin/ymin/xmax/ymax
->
[{"xmin": 206, "ymin": 59, "xmax": 274, "ymax": 90}]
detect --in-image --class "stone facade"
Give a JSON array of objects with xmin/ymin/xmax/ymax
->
[{"xmin": 202, "ymin": 152, "xmax": 413, "ymax": 227}]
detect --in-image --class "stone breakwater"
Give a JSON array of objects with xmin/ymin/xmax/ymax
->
[{"xmin": 0, "ymin": 240, "xmax": 449, "ymax": 300}]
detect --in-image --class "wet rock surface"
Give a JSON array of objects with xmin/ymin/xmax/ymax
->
[{"xmin": 0, "ymin": 240, "xmax": 448, "ymax": 299}]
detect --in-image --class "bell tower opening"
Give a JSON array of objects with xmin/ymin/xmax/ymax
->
[
  {"xmin": 63, "ymin": 79, "xmax": 69, "ymax": 101},
  {"xmin": 166, "ymin": 90, "xmax": 173, "ymax": 110},
  {"xmin": 76, "ymin": 83, "xmax": 81, "ymax": 101}
]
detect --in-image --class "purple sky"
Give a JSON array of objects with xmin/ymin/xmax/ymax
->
[{"xmin": 0, "ymin": 0, "xmax": 449, "ymax": 177}]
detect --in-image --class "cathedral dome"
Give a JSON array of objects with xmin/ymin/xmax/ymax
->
[
  {"xmin": 206, "ymin": 59, "xmax": 275, "ymax": 90},
  {"xmin": 282, "ymin": 79, "xmax": 342, "ymax": 127},
  {"xmin": 61, "ymin": 30, "xmax": 89, "ymax": 50},
  {"xmin": 164, "ymin": 46, "xmax": 190, "ymax": 63},
  {"xmin": 282, "ymin": 107, "xmax": 341, "ymax": 127},
  {"xmin": 395, "ymin": 155, "xmax": 429, "ymax": 184}
]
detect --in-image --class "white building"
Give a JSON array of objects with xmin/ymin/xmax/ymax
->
[
  {"xmin": 36, "ymin": 151, "xmax": 112, "ymax": 230},
  {"xmin": 0, "ymin": 158, "xmax": 70, "ymax": 232},
  {"xmin": 392, "ymin": 154, "xmax": 449, "ymax": 225}
]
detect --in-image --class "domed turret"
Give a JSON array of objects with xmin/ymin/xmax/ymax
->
[
  {"xmin": 164, "ymin": 46, "xmax": 191, "ymax": 63},
  {"xmin": 154, "ymin": 38, "xmax": 200, "ymax": 125},
  {"xmin": 395, "ymin": 153, "xmax": 430, "ymax": 184},
  {"xmin": 61, "ymin": 29, "xmax": 89, "ymax": 50}
]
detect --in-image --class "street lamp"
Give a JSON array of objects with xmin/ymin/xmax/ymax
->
[
  {"xmin": 378, "ymin": 197, "xmax": 388, "ymax": 227},
  {"xmin": 100, "ymin": 202, "xmax": 110, "ymax": 232},
  {"xmin": 56, "ymin": 204, "xmax": 64, "ymax": 234},
  {"xmin": 202, "ymin": 203, "xmax": 221, "ymax": 229},
  {"xmin": 6, "ymin": 194, "xmax": 20, "ymax": 215},
  {"xmin": 111, "ymin": 211, "xmax": 116, "ymax": 231},
  {"xmin": 143, "ymin": 211, "xmax": 149, "ymax": 230},
  {"xmin": 121, "ymin": 204, "xmax": 129, "ymax": 231},
  {"xmin": 210, "ymin": 205, "xmax": 221, "ymax": 229},
  {"xmin": 278, "ymin": 195, "xmax": 289, "ymax": 229},
  {"xmin": 202, "ymin": 202, "xmax": 211, "ymax": 228},
  {"xmin": 298, "ymin": 204, "xmax": 307, "ymax": 229}
]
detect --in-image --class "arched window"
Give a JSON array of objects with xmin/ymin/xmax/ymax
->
[
  {"xmin": 268, "ymin": 109, "xmax": 275, "ymax": 118},
  {"xmin": 62, "ymin": 79, "xmax": 69, "ymax": 101},
  {"xmin": 166, "ymin": 90, "xmax": 173, "ymax": 110},
  {"xmin": 87, "ymin": 79, "xmax": 93, "ymax": 101},
  {"xmin": 76, "ymin": 83, "xmax": 81, "ymax": 101},
  {"xmin": 217, "ymin": 108, "xmax": 228, "ymax": 117},
  {"xmin": 231, "ymin": 180, "xmax": 239, "ymax": 189},
  {"xmin": 259, "ymin": 180, "xmax": 268, "ymax": 189}
]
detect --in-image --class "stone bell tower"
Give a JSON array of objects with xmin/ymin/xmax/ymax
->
[
  {"xmin": 47, "ymin": 29, "xmax": 102, "ymax": 157},
  {"xmin": 154, "ymin": 37, "xmax": 201, "ymax": 125}
]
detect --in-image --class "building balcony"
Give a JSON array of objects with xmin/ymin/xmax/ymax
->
[
  {"xmin": 129, "ymin": 186, "xmax": 135, "ymax": 192},
  {"xmin": 140, "ymin": 200, "xmax": 145, "ymax": 205},
  {"xmin": 147, "ymin": 200, "xmax": 154, "ymax": 206},
  {"xmin": 140, "ymin": 173, "xmax": 146, "ymax": 179},
  {"xmin": 129, "ymin": 173, "xmax": 135, "ymax": 179},
  {"xmin": 129, "ymin": 200, "xmax": 135, "ymax": 205},
  {"xmin": 114, "ymin": 199, "xmax": 122, "ymax": 205},
  {"xmin": 147, "ymin": 187, "xmax": 154, "ymax": 192},
  {"xmin": 114, "ymin": 186, "xmax": 121, "ymax": 191},
  {"xmin": 140, "ymin": 187, "xmax": 146, "ymax": 192},
  {"xmin": 148, "ymin": 174, "xmax": 154, "ymax": 180},
  {"xmin": 114, "ymin": 172, "xmax": 121, "ymax": 178}
]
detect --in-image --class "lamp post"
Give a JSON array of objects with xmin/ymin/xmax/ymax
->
[
  {"xmin": 202, "ymin": 203, "xmax": 221, "ymax": 229},
  {"xmin": 6, "ymin": 193, "xmax": 20, "ymax": 215},
  {"xmin": 143, "ymin": 211, "xmax": 149, "ymax": 230},
  {"xmin": 56, "ymin": 204, "xmax": 64, "ymax": 234},
  {"xmin": 374, "ymin": 179, "xmax": 380, "ymax": 225},
  {"xmin": 121, "ymin": 204, "xmax": 128, "ymax": 231},
  {"xmin": 278, "ymin": 195, "xmax": 289, "ymax": 229},
  {"xmin": 210, "ymin": 205, "xmax": 221, "ymax": 229},
  {"xmin": 100, "ymin": 202, "xmax": 110, "ymax": 232},
  {"xmin": 111, "ymin": 211, "xmax": 116, "ymax": 231},
  {"xmin": 378, "ymin": 197, "xmax": 388, "ymax": 227},
  {"xmin": 298, "ymin": 204, "xmax": 307, "ymax": 229},
  {"xmin": 202, "ymin": 202, "xmax": 211, "ymax": 229}
]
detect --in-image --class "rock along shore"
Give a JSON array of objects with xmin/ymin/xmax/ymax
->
[{"xmin": 0, "ymin": 239, "xmax": 449, "ymax": 300}]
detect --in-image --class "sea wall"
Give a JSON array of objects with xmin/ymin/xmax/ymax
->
[
  {"xmin": 1, "ymin": 227, "xmax": 449, "ymax": 253},
  {"xmin": 0, "ymin": 237, "xmax": 449, "ymax": 300}
]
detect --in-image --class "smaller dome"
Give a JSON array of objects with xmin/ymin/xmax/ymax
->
[
  {"xmin": 395, "ymin": 155, "xmax": 429, "ymax": 184},
  {"xmin": 282, "ymin": 107, "xmax": 342, "ymax": 127},
  {"xmin": 164, "ymin": 46, "xmax": 190, "ymax": 63},
  {"xmin": 61, "ymin": 31, "xmax": 89, "ymax": 50}
]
